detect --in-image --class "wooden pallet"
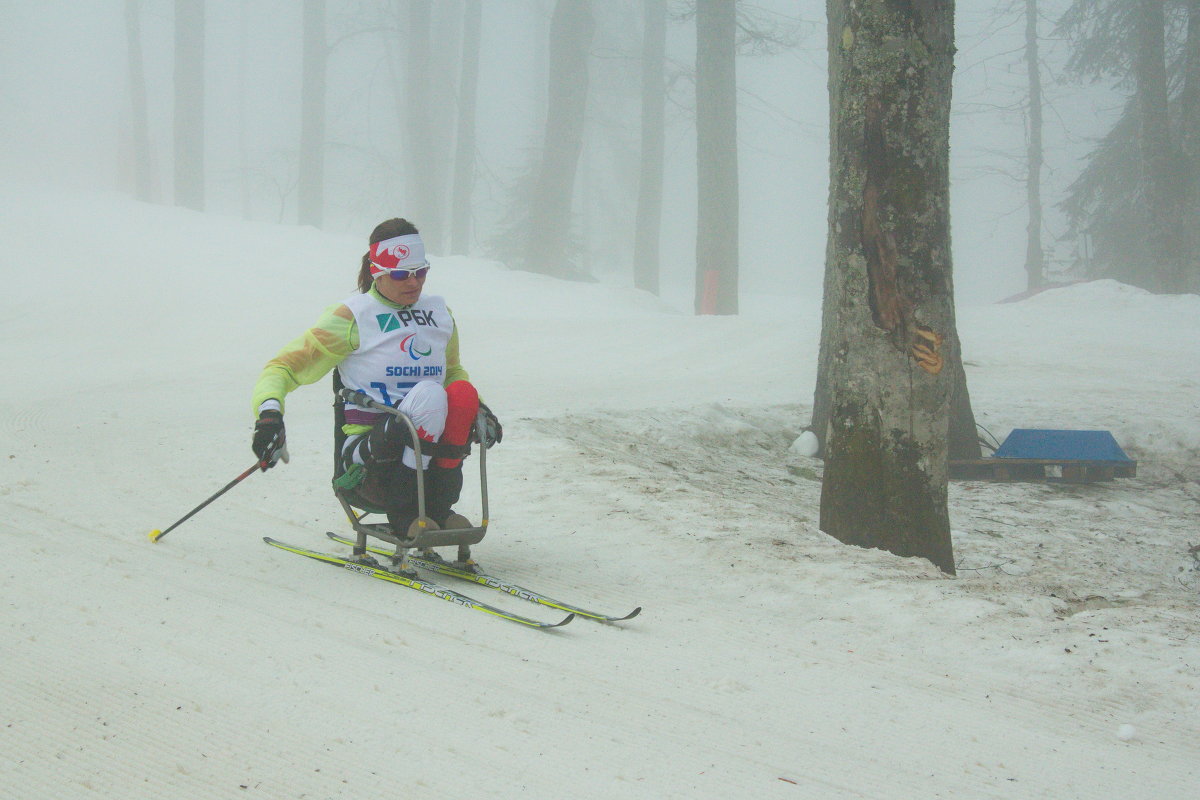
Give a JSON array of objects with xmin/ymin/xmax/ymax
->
[{"xmin": 949, "ymin": 457, "xmax": 1137, "ymax": 483}]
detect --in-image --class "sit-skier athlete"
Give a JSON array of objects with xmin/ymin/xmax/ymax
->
[{"xmin": 249, "ymin": 218, "xmax": 501, "ymax": 561}]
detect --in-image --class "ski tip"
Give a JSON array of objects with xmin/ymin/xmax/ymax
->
[
  {"xmin": 148, "ymin": 529, "xmax": 163, "ymax": 543},
  {"xmin": 597, "ymin": 607, "xmax": 642, "ymax": 622},
  {"xmin": 551, "ymin": 612, "xmax": 576, "ymax": 628}
]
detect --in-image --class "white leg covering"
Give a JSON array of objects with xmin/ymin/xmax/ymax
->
[
  {"xmin": 396, "ymin": 381, "xmax": 448, "ymax": 468},
  {"xmin": 341, "ymin": 380, "xmax": 449, "ymax": 469}
]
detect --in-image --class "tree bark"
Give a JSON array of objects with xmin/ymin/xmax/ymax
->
[
  {"xmin": 818, "ymin": 0, "xmax": 960, "ymax": 575},
  {"xmin": 525, "ymin": 0, "xmax": 595, "ymax": 279},
  {"xmin": 173, "ymin": 0, "xmax": 205, "ymax": 211},
  {"xmin": 634, "ymin": 0, "xmax": 667, "ymax": 296},
  {"xmin": 694, "ymin": 0, "xmax": 739, "ymax": 314},
  {"xmin": 298, "ymin": 0, "xmax": 326, "ymax": 228},
  {"xmin": 449, "ymin": 0, "xmax": 482, "ymax": 256}
]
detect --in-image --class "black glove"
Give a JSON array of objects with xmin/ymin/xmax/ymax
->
[
  {"xmin": 252, "ymin": 410, "xmax": 287, "ymax": 469},
  {"xmin": 477, "ymin": 403, "xmax": 502, "ymax": 448}
]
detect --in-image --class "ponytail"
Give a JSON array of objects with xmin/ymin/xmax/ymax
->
[{"xmin": 357, "ymin": 253, "xmax": 373, "ymax": 293}]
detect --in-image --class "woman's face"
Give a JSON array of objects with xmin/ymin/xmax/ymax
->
[{"xmin": 374, "ymin": 268, "xmax": 427, "ymax": 306}]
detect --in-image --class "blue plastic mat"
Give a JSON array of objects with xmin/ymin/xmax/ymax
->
[{"xmin": 993, "ymin": 429, "xmax": 1133, "ymax": 462}]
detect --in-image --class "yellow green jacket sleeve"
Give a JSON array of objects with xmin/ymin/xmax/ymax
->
[
  {"xmin": 251, "ymin": 287, "xmax": 470, "ymax": 418},
  {"xmin": 251, "ymin": 302, "xmax": 357, "ymax": 416}
]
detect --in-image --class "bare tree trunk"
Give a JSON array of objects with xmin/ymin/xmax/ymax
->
[
  {"xmin": 298, "ymin": 0, "xmax": 326, "ymax": 227},
  {"xmin": 237, "ymin": 3, "xmax": 251, "ymax": 218},
  {"xmin": 634, "ymin": 0, "xmax": 667, "ymax": 296},
  {"xmin": 819, "ymin": 0, "xmax": 959, "ymax": 575},
  {"xmin": 174, "ymin": 0, "xmax": 205, "ymax": 211},
  {"xmin": 125, "ymin": 0, "xmax": 155, "ymax": 202},
  {"xmin": 947, "ymin": 351, "xmax": 981, "ymax": 461},
  {"xmin": 694, "ymin": 0, "xmax": 738, "ymax": 315},
  {"xmin": 450, "ymin": 0, "xmax": 482, "ymax": 255},
  {"xmin": 404, "ymin": 0, "xmax": 443, "ymax": 250},
  {"xmin": 1134, "ymin": 0, "xmax": 1185, "ymax": 293},
  {"xmin": 1024, "ymin": 0, "xmax": 1045, "ymax": 291},
  {"xmin": 1180, "ymin": 0, "xmax": 1200, "ymax": 293},
  {"xmin": 525, "ymin": 0, "xmax": 594, "ymax": 279},
  {"xmin": 813, "ymin": 316, "xmax": 978, "ymax": 461},
  {"xmin": 814, "ymin": 263, "xmax": 978, "ymax": 460}
]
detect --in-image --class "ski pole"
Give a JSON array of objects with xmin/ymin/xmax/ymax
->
[{"xmin": 148, "ymin": 459, "xmax": 265, "ymax": 543}]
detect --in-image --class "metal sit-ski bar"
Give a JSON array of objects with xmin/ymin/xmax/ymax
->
[{"xmin": 335, "ymin": 388, "xmax": 489, "ymax": 561}]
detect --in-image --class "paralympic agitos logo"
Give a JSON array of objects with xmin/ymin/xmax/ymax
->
[{"xmin": 398, "ymin": 333, "xmax": 431, "ymax": 361}]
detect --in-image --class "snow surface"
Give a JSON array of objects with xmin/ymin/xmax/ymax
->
[{"xmin": 2, "ymin": 185, "xmax": 1198, "ymax": 799}]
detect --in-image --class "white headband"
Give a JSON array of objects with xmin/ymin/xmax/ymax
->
[{"xmin": 370, "ymin": 233, "xmax": 427, "ymax": 276}]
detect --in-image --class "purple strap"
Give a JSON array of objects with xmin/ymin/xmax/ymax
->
[{"xmin": 343, "ymin": 407, "xmax": 382, "ymax": 426}]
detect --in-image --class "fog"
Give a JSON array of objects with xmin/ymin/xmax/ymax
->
[{"xmin": 1, "ymin": 0, "xmax": 1106, "ymax": 307}]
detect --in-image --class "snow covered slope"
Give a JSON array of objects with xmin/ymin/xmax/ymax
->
[{"xmin": 1, "ymin": 187, "xmax": 1197, "ymax": 799}]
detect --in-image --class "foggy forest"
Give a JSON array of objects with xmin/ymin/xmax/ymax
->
[
  {"xmin": 6, "ymin": 0, "xmax": 1198, "ymax": 310},
  {"xmin": 3, "ymin": 4, "xmax": 1200, "ymax": 796}
]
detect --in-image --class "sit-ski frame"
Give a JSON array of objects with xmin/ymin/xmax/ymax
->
[{"xmin": 334, "ymin": 387, "xmax": 489, "ymax": 565}]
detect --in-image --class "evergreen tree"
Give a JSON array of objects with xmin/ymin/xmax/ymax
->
[{"xmin": 1057, "ymin": 0, "xmax": 1200, "ymax": 293}]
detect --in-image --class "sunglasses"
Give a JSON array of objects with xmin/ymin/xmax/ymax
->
[{"xmin": 386, "ymin": 265, "xmax": 431, "ymax": 281}]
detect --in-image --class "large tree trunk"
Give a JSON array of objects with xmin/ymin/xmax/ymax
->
[
  {"xmin": 694, "ymin": 0, "xmax": 739, "ymax": 314},
  {"xmin": 634, "ymin": 0, "xmax": 667, "ymax": 296},
  {"xmin": 819, "ymin": 0, "xmax": 959, "ymax": 575},
  {"xmin": 298, "ymin": 0, "xmax": 326, "ymax": 228},
  {"xmin": 813, "ymin": 279, "xmax": 979, "ymax": 461},
  {"xmin": 173, "ymin": 0, "xmax": 205, "ymax": 211},
  {"xmin": 812, "ymin": 324, "xmax": 979, "ymax": 462},
  {"xmin": 1024, "ymin": 0, "xmax": 1045, "ymax": 292},
  {"xmin": 525, "ymin": 0, "xmax": 595, "ymax": 279},
  {"xmin": 449, "ymin": 0, "xmax": 482, "ymax": 256}
]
